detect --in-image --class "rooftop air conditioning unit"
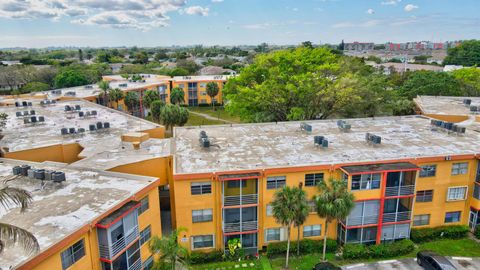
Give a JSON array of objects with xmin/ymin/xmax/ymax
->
[
  {"xmin": 366, "ymin": 133, "xmax": 381, "ymax": 145},
  {"xmin": 52, "ymin": 172, "xmax": 66, "ymax": 183},
  {"xmin": 61, "ymin": 128, "xmax": 68, "ymax": 135},
  {"xmin": 12, "ymin": 166, "xmax": 21, "ymax": 175},
  {"xmin": 300, "ymin": 123, "xmax": 312, "ymax": 133},
  {"xmin": 34, "ymin": 169, "xmax": 45, "ymax": 180},
  {"xmin": 20, "ymin": 165, "xmax": 31, "ymax": 176}
]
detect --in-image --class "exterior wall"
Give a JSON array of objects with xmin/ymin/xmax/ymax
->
[
  {"xmin": 138, "ymin": 188, "xmax": 163, "ymax": 263},
  {"xmin": 171, "ymin": 80, "xmax": 225, "ymax": 106},
  {"xmin": 423, "ymin": 114, "xmax": 470, "ymax": 123},
  {"xmin": 3, "ymin": 143, "xmax": 84, "ymax": 163}
]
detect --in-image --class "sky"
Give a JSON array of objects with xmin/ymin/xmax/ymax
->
[{"xmin": 0, "ymin": 0, "xmax": 478, "ymax": 48}]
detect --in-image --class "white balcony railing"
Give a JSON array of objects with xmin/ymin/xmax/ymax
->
[
  {"xmin": 98, "ymin": 226, "xmax": 139, "ymax": 259},
  {"xmin": 345, "ymin": 215, "xmax": 378, "ymax": 226},
  {"xmin": 224, "ymin": 194, "xmax": 258, "ymax": 207},
  {"xmin": 223, "ymin": 221, "xmax": 258, "ymax": 233},
  {"xmin": 129, "ymin": 257, "xmax": 142, "ymax": 270},
  {"xmin": 382, "ymin": 211, "xmax": 411, "ymax": 223},
  {"xmin": 385, "ymin": 185, "xmax": 415, "ymax": 197}
]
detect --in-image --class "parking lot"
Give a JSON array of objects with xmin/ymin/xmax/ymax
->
[{"xmin": 342, "ymin": 257, "xmax": 480, "ymax": 270}]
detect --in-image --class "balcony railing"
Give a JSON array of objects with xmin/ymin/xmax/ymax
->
[
  {"xmin": 98, "ymin": 226, "xmax": 139, "ymax": 260},
  {"xmin": 223, "ymin": 221, "xmax": 258, "ymax": 233},
  {"xmin": 129, "ymin": 257, "xmax": 142, "ymax": 270},
  {"xmin": 385, "ymin": 185, "xmax": 415, "ymax": 197},
  {"xmin": 224, "ymin": 194, "xmax": 258, "ymax": 207},
  {"xmin": 382, "ymin": 211, "xmax": 411, "ymax": 223},
  {"xmin": 344, "ymin": 215, "xmax": 378, "ymax": 227}
]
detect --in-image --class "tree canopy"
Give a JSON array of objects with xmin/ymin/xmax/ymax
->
[
  {"xmin": 398, "ymin": 71, "xmax": 463, "ymax": 99},
  {"xmin": 54, "ymin": 69, "xmax": 88, "ymax": 88},
  {"xmin": 160, "ymin": 104, "xmax": 189, "ymax": 131},
  {"xmin": 143, "ymin": 90, "xmax": 160, "ymax": 108},
  {"xmin": 444, "ymin": 40, "xmax": 480, "ymax": 67},
  {"xmin": 170, "ymin": 87, "xmax": 185, "ymax": 105}
]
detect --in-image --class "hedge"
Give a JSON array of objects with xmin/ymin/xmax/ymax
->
[
  {"xmin": 266, "ymin": 238, "xmax": 338, "ymax": 257},
  {"xmin": 189, "ymin": 250, "xmax": 224, "ymax": 264},
  {"xmin": 343, "ymin": 239, "xmax": 415, "ymax": 260},
  {"xmin": 475, "ymin": 226, "xmax": 480, "ymax": 239},
  {"xmin": 410, "ymin": 225, "xmax": 469, "ymax": 243}
]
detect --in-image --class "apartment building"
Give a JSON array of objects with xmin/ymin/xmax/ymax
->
[
  {"xmin": 2, "ymin": 95, "xmax": 480, "ymax": 269},
  {"xmin": 170, "ymin": 75, "xmax": 230, "ymax": 106}
]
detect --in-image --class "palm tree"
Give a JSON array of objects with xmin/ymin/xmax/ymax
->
[
  {"xmin": 206, "ymin": 82, "xmax": 220, "ymax": 110},
  {"xmin": 97, "ymin": 80, "xmax": 110, "ymax": 107},
  {"xmin": 293, "ymin": 185, "xmax": 309, "ymax": 256},
  {"xmin": 170, "ymin": 87, "xmax": 185, "ymax": 105},
  {"xmin": 314, "ymin": 178, "xmax": 355, "ymax": 261},
  {"xmin": 124, "ymin": 91, "xmax": 140, "ymax": 114},
  {"xmin": 143, "ymin": 90, "xmax": 160, "ymax": 109},
  {"xmin": 0, "ymin": 176, "xmax": 40, "ymax": 255},
  {"xmin": 108, "ymin": 88, "xmax": 124, "ymax": 110},
  {"xmin": 149, "ymin": 227, "xmax": 188, "ymax": 270},
  {"xmin": 271, "ymin": 186, "xmax": 304, "ymax": 268}
]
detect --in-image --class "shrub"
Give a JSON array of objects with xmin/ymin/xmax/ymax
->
[
  {"xmin": 342, "ymin": 239, "xmax": 414, "ymax": 260},
  {"xmin": 410, "ymin": 225, "xmax": 469, "ymax": 243},
  {"xmin": 189, "ymin": 250, "xmax": 224, "ymax": 264},
  {"xmin": 266, "ymin": 238, "xmax": 338, "ymax": 257},
  {"xmin": 475, "ymin": 226, "xmax": 480, "ymax": 239}
]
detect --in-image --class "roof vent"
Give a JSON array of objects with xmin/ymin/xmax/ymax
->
[
  {"xmin": 366, "ymin": 133, "xmax": 382, "ymax": 145},
  {"xmin": 300, "ymin": 122, "xmax": 312, "ymax": 133},
  {"xmin": 337, "ymin": 120, "xmax": 351, "ymax": 132}
]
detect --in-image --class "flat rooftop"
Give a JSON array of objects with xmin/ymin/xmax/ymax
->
[
  {"xmin": 0, "ymin": 158, "xmax": 157, "ymax": 269},
  {"xmin": 171, "ymin": 75, "xmax": 232, "ymax": 82},
  {"xmin": 0, "ymin": 99, "xmax": 160, "ymax": 156},
  {"xmin": 173, "ymin": 115, "xmax": 480, "ymax": 174},
  {"xmin": 414, "ymin": 95, "xmax": 480, "ymax": 115}
]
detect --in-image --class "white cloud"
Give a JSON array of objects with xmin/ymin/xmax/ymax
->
[
  {"xmin": 404, "ymin": 4, "xmax": 418, "ymax": 12},
  {"xmin": 0, "ymin": 0, "xmax": 211, "ymax": 31},
  {"xmin": 367, "ymin": 8, "xmax": 375, "ymax": 15},
  {"xmin": 381, "ymin": 0, "xmax": 401, "ymax": 5},
  {"xmin": 181, "ymin": 6, "xmax": 209, "ymax": 16}
]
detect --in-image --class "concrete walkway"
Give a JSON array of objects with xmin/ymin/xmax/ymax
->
[{"xmin": 189, "ymin": 110, "xmax": 236, "ymax": 124}]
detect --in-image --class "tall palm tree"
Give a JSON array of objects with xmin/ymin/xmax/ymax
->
[
  {"xmin": 108, "ymin": 88, "xmax": 125, "ymax": 110},
  {"xmin": 149, "ymin": 227, "xmax": 188, "ymax": 270},
  {"xmin": 271, "ymin": 186, "xmax": 304, "ymax": 268},
  {"xmin": 206, "ymin": 82, "xmax": 219, "ymax": 110},
  {"xmin": 0, "ymin": 177, "xmax": 39, "ymax": 255},
  {"xmin": 314, "ymin": 178, "xmax": 355, "ymax": 261},
  {"xmin": 293, "ymin": 185, "xmax": 309, "ymax": 256},
  {"xmin": 170, "ymin": 87, "xmax": 185, "ymax": 105},
  {"xmin": 97, "ymin": 80, "xmax": 110, "ymax": 107}
]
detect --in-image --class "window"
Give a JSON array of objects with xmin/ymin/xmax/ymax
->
[
  {"xmin": 200, "ymin": 83, "xmax": 206, "ymax": 88},
  {"xmin": 266, "ymin": 204, "xmax": 273, "ymax": 216},
  {"xmin": 303, "ymin": 225, "xmax": 321, "ymax": 237},
  {"xmin": 305, "ymin": 173, "xmax": 324, "ymax": 187},
  {"xmin": 413, "ymin": 214, "xmax": 430, "ymax": 226},
  {"xmin": 265, "ymin": 228, "xmax": 281, "ymax": 242},
  {"xmin": 419, "ymin": 165, "xmax": 436, "ymax": 177},
  {"xmin": 140, "ymin": 225, "xmax": 151, "ymax": 246},
  {"xmin": 445, "ymin": 211, "xmax": 461, "ymax": 223},
  {"xmin": 143, "ymin": 256, "xmax": 154, "ymax": 270},
  {"xmin": 452, "ymin": 162, "xmax": 468, "ymax": 175},
  {"xmin": 447, "ymin": 186, "xmax": 467, "ymax": 201},
  {"xmin": 416, "ymin": 190, "xmax": 433, "ymax": 202},
  {"xmin": 61, "ymin": 239, "xmax": 85, "ymax": 270},
  {"xmin": 267, "ymin": 176, "xmax": 286, "ymax": 189},
  {"xmin": 308, "ymin": 200, "xmax": 316, "ymax": 213},
  {"xmin": 127, "ymin": 241, "xmax": 140, "ymax": 267},
  {"xmin": 192, "ymin": 209, "xmax": 213, "ymax": 223},
  {"xmin": 138, "ymin": 196, "xmax": 149, "ymax": 215},
  {"xmin": 200, "ymin": 91, "xmax": 207, "ymax": 95},
  {"xmin": 178, "ymin": 84, "xmax": 184, "ymax": 88},
  {"xmin": 351, "ymin": 174, "xmax": 381, "ymax": 191},
  {"xmin": 191, "ymin": 182, "xmax": 212, "ymax": 195},
  {"xmin": 192, "ymin": 235, "xmax": 214, "ymax": 249},
  {"xmin": 227, "ymin": 181, "xmax": 247, "ymax": 188}
]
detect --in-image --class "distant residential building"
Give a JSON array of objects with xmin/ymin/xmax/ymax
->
[{"xmin": 344, "ymin": 42, "xmax": 374, "ymax": 51}]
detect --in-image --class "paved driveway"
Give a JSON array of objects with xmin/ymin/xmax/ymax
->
[{"xmin": 342, "ymin": 257, "xmax": 480, "ymax": 270}]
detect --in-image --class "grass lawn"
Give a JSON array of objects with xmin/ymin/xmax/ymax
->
[
  {"xmin": 269, "ymin": 253, "xmax": 336, "ymax": 270},
  {"xmin": 190, "ymin": 259, "xmax": 263, "ymax": 270},
  {"xmin": 189, "ymin": 106, "xmax": 242, "ymax": 123},
  {"xmin": 186, "ymin": 113, "xmax": 227, "ymax": 126},
  {"xmin": 415, "ymin": 238, "xmax": 480, "ymax": 257}
]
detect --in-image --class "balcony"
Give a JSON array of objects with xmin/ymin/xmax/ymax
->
[
  {"xmin": 223, "ymin": 221, "xmax": 258, "ymax": 233},
  {"xmin": 382, "ymin": 211, "xmax": 411, "ymax": 223},
  {"xmin": 344, "ymin": 215, "xmax": 378, "ymax": 227},
  {"xmin": 385, "ymin": 185, "xmax": 415, "ymax": 197},
  {"xmin": 130, "ymin": 257, "xmax": 142, "ymax": 270},
  {"xmin": 224, "ymin": 194, "xmax": 258, "ymax": 207},
  {"xmin": 98, "ymin": 226, "xmax": 139, "ymax": 260}
]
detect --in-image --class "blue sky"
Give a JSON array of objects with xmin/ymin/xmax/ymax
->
[{"xmin": 0, "ymin": 0, "xmax": 478, "ymax": 48}]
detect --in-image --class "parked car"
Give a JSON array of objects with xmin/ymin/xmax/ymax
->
[
  {"xmin": 417, "ymin": 251, "xmax": 457, "ymax": 270},
  {"xmin": 313, "ymin": 262, "xmax": 341, "ymax": 270}
]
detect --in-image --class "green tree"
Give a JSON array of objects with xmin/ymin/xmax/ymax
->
[
  {"xmin": 134, "ymin": 51, "xmax": 149, "ymax": 64},
  {"xmin": 399, "ymin": 71, "xmax": 463, "ymax": 99},
  {"xmin": 176, "ymin": 59, "xmax": 199, "ymax": 74},
  {"xmin": 149, "ymin": 228, "xmax": 188, "ymax": 270},
  {"xmin": 206, "ymin": 82, "xmax": 220, "ymax": 109},
  {"xmin": 0, "ymin": 176, "xmax": 40, "ymax": 255},
  {"xmin": 452, "ymin": 67, "xmax": 480, "ymax": 96},
  {"xmin": 151, "ymin": 100, "xmax": 166, "ymax": 122},
  {"xmin": 270, "ymin": 186, "xmax": 306, "ymax": 268},
  {"xmin": 444, "ymin": 40, "xmax": 480, "ymax": 66},
  {"xmin": 19, "ymin": 82, "xmax": 50, "ymax": 94},
  {"xmin": 78, "ymin": 49, "xmax": 84, "ymax": 61},
  {"xmin": 391, "ymin": 98, "xmax": 415, "ymax": 116},
  {"xmin": 108, "ymin": 88, "xmax": 124, "ymax": 109},
  {"xmin": 170, "ymin": 87, "xmax": 185, "ymax": 105},
  {"xmin": 125, "ymin": 91, "xmax": 140, "ymax": 113},
  {"xmin": 301, "ymin": 41, "xmax": 314, "ymax": 49},
  {"xmin": 155, "ymin": 51, "xmax": 168, "ymax": 61},
  {"xmin": 160, "ymin": 104, "xmax": 189, "ymax": 132},
  {"xmin": 293, "ymin": 186, "xmax": 309, "ymax": 256},
  {"xmin": 54, "ymin": 69, "xmax": 88, "ymax": 88},
  {"xmin": 97, "ymin": 80, "xmax": 110, "ymax": 107},
  {"xmin": 143, "ymin": 90, "xmax": 160, "ymax": 109},
  {"xmin": 314, "ymin": 179, "xmax": 355, "ymax": 261}
]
